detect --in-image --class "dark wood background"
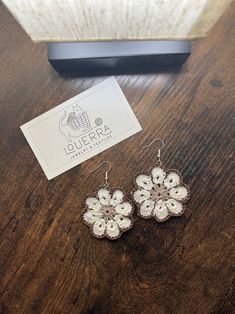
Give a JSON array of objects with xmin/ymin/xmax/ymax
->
[{"xmin": 0, "ymin": 2, "xmax": 234, "ymax": 313}]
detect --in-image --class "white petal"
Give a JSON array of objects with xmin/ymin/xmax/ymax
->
[
  {"xmin": 133, "ymin": 189, "xmax": 150, "ymax": 204},
  {"xmin": 170, "ymin": 186, "xmax": 188, "ymax": 201},
  {"xmin": 165, "ymin": 199, "xmax": 184, "ymax": 215},
  {"xmin": 115, "ymin": 202, "xmax": 132, "ymax": 216},
  {"xmin": 151, "ymin": 167, "xmax": 166, "ymax": 184},
  {"xmin": 83, "ymin": 210, "xmax": 102, "ymax": 224},
  {"xmin": 109, "ymin": 190, "xmax": 124, "ymax": 206},
  {"xmin": 92, "ymin": 218, "xmax": 106, "ymax": 237},
  {"xmin": 139, "ymin": 199, "xmax": 155, "ymax": 218},
  {"xmin": 97, "ymin": 188, "xmax": 111, "ymax": 205},
  {"xmin": 106, "ymin": 220, "xmax": 120, "ymax": 238},
  {"xmin": 164, "ymin": 172, "xmax": 180, "ymax": 189},
  {"xmin": 85, "ymin": 197, "xmax": 102, "ymax": 210},
  {"xmin": 153, "ymin": 200, "xmax": 169, "ymax": 221},
  {"xmin": 114, "ymin": 214, "xmax": 132, "ymax": 230},
  {"xmin": 136, "ymin": 175, "xmax": 153, "ymax": 190}
]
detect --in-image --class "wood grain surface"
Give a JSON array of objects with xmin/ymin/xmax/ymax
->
[
  {"xmin": 0, "ymin": 2, "xmax": 235, "ymax": 314},
  {"xmin": 2, "ymin": 0, "xmax": 233, "ymax": 42}
]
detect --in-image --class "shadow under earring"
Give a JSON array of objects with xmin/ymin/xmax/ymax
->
[
  {"xmin": 132, "ymin": 139, "xmax": 190, "ymax": 222},
  {"xmin": 82, "ymin": 161, "xmax": 134, "ymax": 240}
]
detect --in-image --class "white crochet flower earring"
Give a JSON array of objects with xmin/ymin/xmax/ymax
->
[
  {"xmin": 133, "ymin": 139, "xmax": 190, "ymax": 222},
  {"xmin": 83, "ymin": 161, "xmax": 134, "ymax": 240}
]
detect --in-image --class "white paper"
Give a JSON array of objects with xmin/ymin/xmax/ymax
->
[{"xmin": 21, "ymin": 77, "xmax": 142, "ymax": 179}]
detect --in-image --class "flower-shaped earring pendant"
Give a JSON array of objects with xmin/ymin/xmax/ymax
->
[
  {"xmin": 83, "ymin": 161, "xmax": 134, "ymax": 240},
  {"xmin": 133, "ymin": 139, "xmax": 190, "ymax": 222}
]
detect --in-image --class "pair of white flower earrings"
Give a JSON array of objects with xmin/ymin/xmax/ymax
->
[{"xmin": 83, "ymin": 139, "xmax": 190, "ymax": 240}]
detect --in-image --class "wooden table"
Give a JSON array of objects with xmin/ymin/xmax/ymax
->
[{"xmin": 0, "ymin": 2, "xmax": 234, "ymax": 313}]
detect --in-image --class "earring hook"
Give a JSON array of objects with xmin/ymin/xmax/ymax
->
[
  {"xmin": 90, "ymin": 160, "xmax": 111, "ymax": 188},
  {"xmin": 139, "ymin": 138, "xmax": 164, "ymax": 165}
]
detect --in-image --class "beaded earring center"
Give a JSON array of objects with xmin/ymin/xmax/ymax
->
[
  {"xmin": 150, "ymin": 184, "xmax": 170, "ymax": 202},
  {"xmin": 101, "ymin": 206, "xmax": 116, "ymax": 219}
]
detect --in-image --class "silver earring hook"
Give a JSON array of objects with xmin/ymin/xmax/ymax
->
[
  {"xmin": 139, "ymin": 138, "xmax": 164, "ymax": 166},
  {"xmin": 90, "ymin": 160, "xmax": 111, "ymax": 188}
]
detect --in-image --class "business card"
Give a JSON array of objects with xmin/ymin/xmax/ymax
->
[{"xmin": 21, "ymin": 77, "xmax": 142, "ymax": 179}]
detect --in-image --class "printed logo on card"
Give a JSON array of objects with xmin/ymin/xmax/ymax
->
[{"xmin": 59, "ymin": 103, "xmax": 112, "ymax": 159}]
